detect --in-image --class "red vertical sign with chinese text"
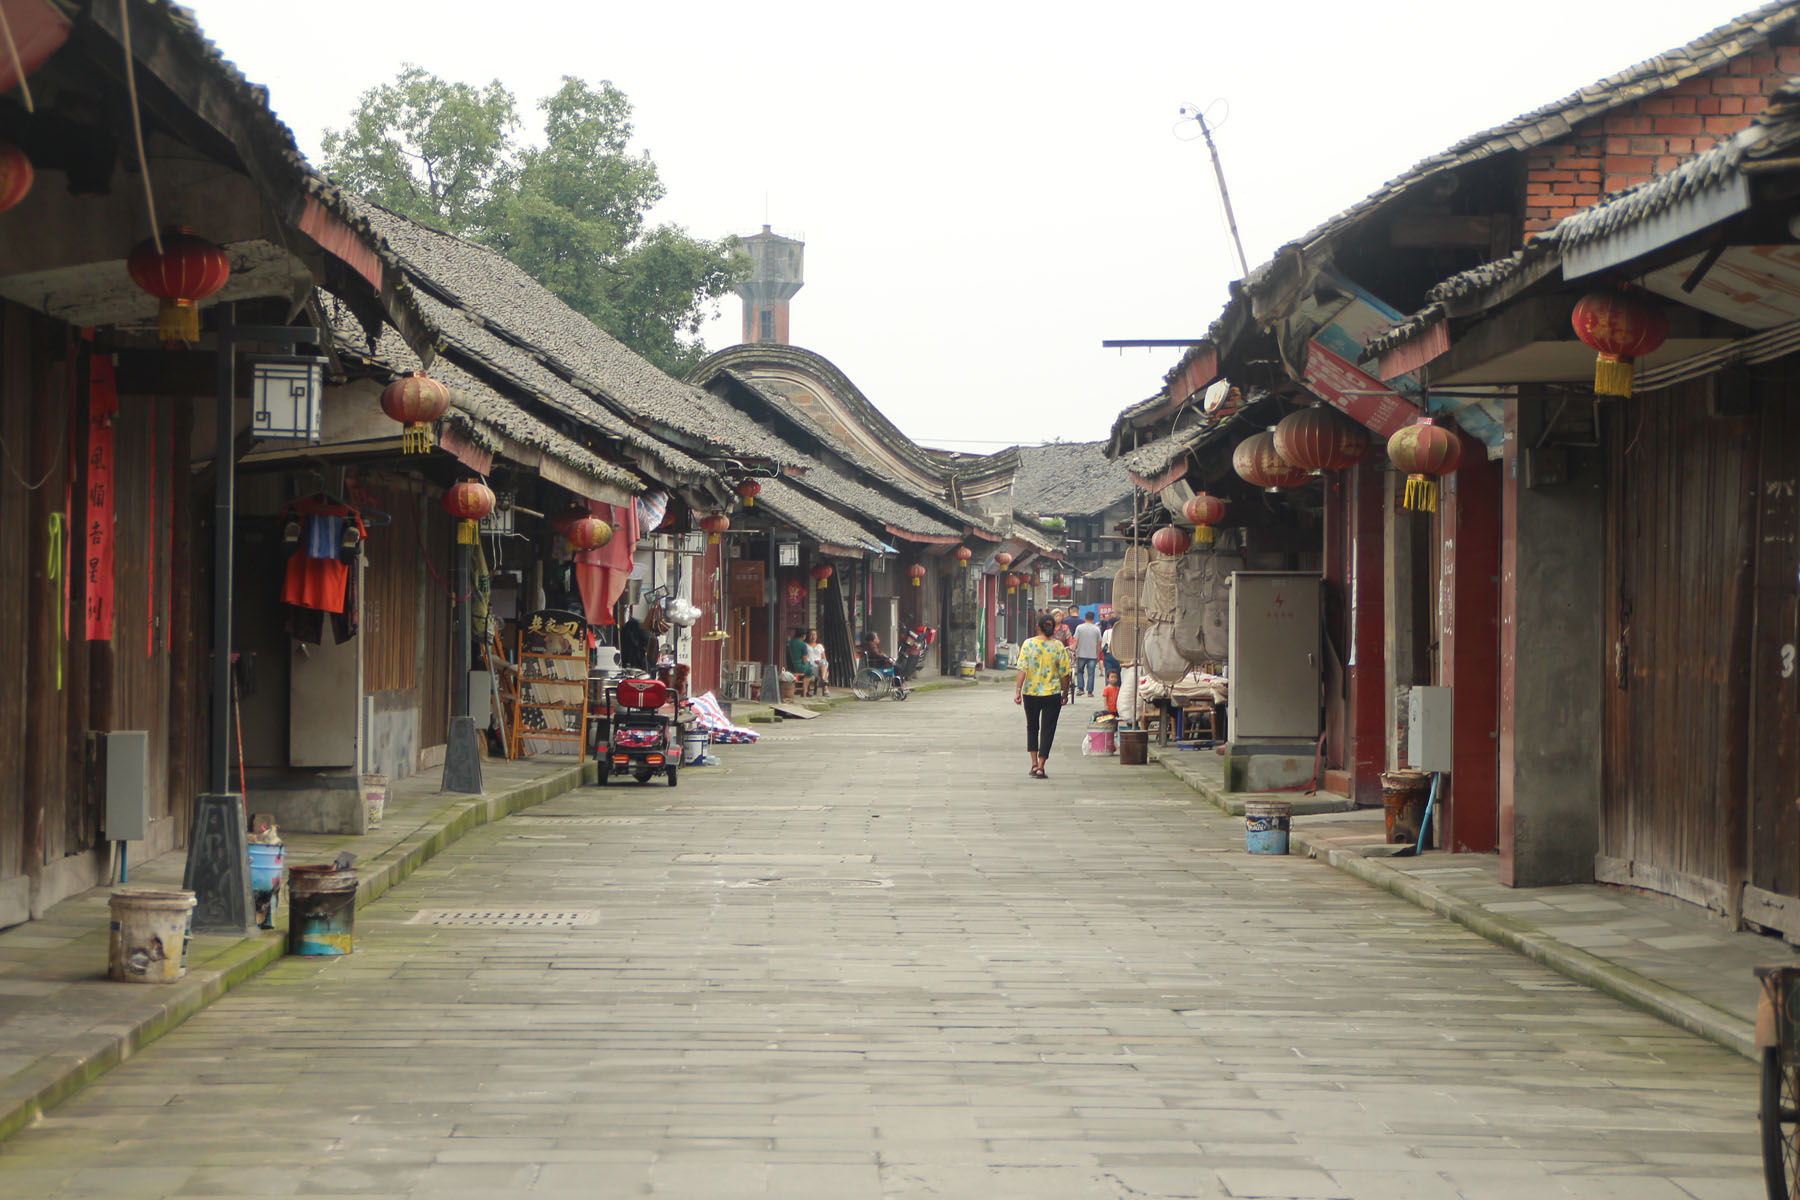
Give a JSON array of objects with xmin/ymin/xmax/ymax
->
[{"xmin": 84, "ymin": 354, "xmax": 116, "ymax": 641}]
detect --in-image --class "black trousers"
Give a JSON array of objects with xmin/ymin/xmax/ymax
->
[{"xmin": 1023, "ymin": 693, "xmax": 1063, "ymax": 758}]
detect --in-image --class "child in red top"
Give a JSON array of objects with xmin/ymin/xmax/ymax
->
[{"xmin": 1102, "ymin": 671, "xmax": 1120, "ymax": 715}]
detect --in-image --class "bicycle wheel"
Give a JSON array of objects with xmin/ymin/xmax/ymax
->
[
  {"xmin": 1763, "ymin": 1046, "xmax": 1799, "ymax": 1200},
  {"xmin": 852, "ymin": 668, "xmax": 886, "ymax": 700}
]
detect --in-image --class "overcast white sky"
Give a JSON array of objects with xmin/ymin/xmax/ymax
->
[{"xmin": 189, "ymin": 0, "xmax": 1757, "ymax": 450}]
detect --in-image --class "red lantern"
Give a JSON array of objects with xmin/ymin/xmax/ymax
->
[
  {"xmin": 1386, "ymin": 417, "xmax": 1464, "ymax": 513},
  {"xmin": 1183, "ymin": 492, "xmax": 1226, "ymax": 546},
  {"xmin": 550, "ymin": 507, "xmax": 584, "ymax": 535},
  {"xmin": 1233, "ymin": 431, "xmax": 1309, "ymax": 492},
  {"xmin": 1571, "ymin": 290, "xmax": 1669, "ymax": 398},
  {"xmin": 442, "ymin": 479, "xmax": 495, "ymax": 545},
  {"xmin": 812, "ymin": 564, "xmax": 834, "ymax": 589},
  {"xmin": 953, "ymin": 546, "xmax": 973, "ymax": 568},
  {"xmin": 1004, "ymin": 572, "xmax": 1020, "ymax": 594},
  {"xmin": 1151, "ymin": 525, "xmax": 1192, "ymax": 557},
  {"xmin": 567, "ymin": 515, "xmax": 613, "ymax": 551},
  {"xmin": 907, "ymin": 563, "xmax": 927, "ymax": 588},
  {"xmin": 737, "ymin": 479, "xmax": 762, "ymax": 508},
  {"xmin": 1273, "ymin": 403, "xmax": 1369, "ymax": 474},
  {"xmin": 994, "ymin": 551, "xmax": 1013, "ymax": 569},
  {"xmin": 0, "ymin": 142, "xmax": 33, "ymax": 215},
  {"xmin": 126, "ymin": 226, "xmax": 231, "ymax": 345},
  {"xmin": 698, "ymin": 512, "xmax": 731, "ymax": 545},
  {"xmin": 380, "ymin": 372, "xmax": 451, "ymax": 455}
]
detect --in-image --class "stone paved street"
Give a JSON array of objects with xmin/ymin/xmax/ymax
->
[{"xmin": 0, "ymin": 685, "xmax": 1766, "ymax": 1198}]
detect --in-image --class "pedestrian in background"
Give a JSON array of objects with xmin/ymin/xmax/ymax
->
[
  {"xmin": 1072, "ymin": 610, "xmax": 1102, "ymax": 696},
  {"xmin": 806, "ymin": 627, "xmax": 830, "ymax": 698},
  {"xmin": 1014, "ymin": 613, "xmax": 1073, "ymax": 780}
]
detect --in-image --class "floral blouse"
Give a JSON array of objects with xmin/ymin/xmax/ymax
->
[{"xmin": 1015, "ymin": 635, "xmax": 1072, "ymax": 697}]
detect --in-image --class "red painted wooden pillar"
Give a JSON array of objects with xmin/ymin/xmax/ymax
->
[
  {"xmin": 694, "ymin": 537, "xmax": 722, "ymax": 697},
  {"xmin": 1322, "ymin": 474, "xmax": 1348, "ymax": 773},
  {"xmin": 1439, "ymin": 437, "xmax": 1501, "ymax": 853},
  {"xmin": 1347, "ymin": 461, "xmax": 1386, "ymax": 808}
]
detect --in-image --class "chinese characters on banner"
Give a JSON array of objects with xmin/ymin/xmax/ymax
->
[
  {"xmin": 1299, "ymin": 340, "xmax": 1420, "ymax": 438},
  {"xmin": 84, "ymin": 354, "xmax": 116, "ymax": 641}
]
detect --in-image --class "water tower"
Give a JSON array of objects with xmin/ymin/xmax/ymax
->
[{"xmin": 732, "ymin": 226, "xmax": 804, "ymax": 345}]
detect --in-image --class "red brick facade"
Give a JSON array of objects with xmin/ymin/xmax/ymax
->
[{"xmin": 1523, "ymin": 43, "xmax": 1800, "ymax": 233}]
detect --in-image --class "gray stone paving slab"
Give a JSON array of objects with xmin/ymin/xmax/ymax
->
[{"xmin": 0, "ymin": 686, "xmax": 1776, "ymax": 1197}]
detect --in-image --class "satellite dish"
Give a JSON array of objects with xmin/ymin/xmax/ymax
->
[{"xmin": 1202, "ymin": 379, "xmax": 1239, "ymax": 416}]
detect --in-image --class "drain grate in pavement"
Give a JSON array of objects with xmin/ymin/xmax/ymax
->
[
  {"xmin": 728, "ymin": 877, "xmax": 893, "ymax": 890},
  {"xmin": 406, "ymin": 908, "xmax": 600, "ymax": 927},
  {"xmin": 514, "ymin": 815, "xmax": 643, "ymax": 825}
]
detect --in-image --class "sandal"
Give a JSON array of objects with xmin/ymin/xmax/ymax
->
[{"xmin": 1030, "ymin": 766, "xmax": 1046, "ymax": 779}]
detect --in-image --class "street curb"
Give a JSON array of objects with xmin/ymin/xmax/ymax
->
[
  {"xmin": 1148, "ymin": 748, "xmax": 1758, "ymax": 1062},
  {"xmin": 1286, "ymin": 830, "xmax": 1757, "ymax": 1062},
  {"xmin": 0, "ymin": 759, "xmax": 595, "ymax": 1144}
]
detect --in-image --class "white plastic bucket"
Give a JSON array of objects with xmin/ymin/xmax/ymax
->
[
  {"xmin": 681, "ymin": 729, "xmax": 710, "ymax": 764},
  {"xmin": 361, "ymin": 773, "xmax": 388, "ymax": 831},
  {"xmin": 108, "ymin": 888, "xmax": 196, "ymax": 984}
]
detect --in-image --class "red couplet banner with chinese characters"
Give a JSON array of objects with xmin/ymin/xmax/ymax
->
[{"xmin": 84, "ymin": 354, "xmax": 116, "ymax": 641}]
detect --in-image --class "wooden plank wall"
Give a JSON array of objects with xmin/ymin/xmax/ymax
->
[
  {"xmin": 0, "ymin": 308, "xmax": 31, "ymax": 885},
  {"xmin": 361, "ymin": 480, "xmax": 418, "ymax": 694},
  {"xmin": 109, "ymin": 393, "xmax": 172, "ymax": 834},
  {"xmin": 1750, "ymin": 376, "xmax": 1800, "ymax": 904},
  {"xmin": 420, "ymin": 499, "xmax": 453, "ymax": 749},
  {"xmin": 1602, "ymin": 378, "xmax": 1756, "ymax": 910}
]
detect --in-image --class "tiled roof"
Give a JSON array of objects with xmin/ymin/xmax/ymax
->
[
  {"xmin": 714, "ymin": 370, "xmax": 993, "ymax": 535},
  {"xmin": 322, "ymin": 298, "xmax": 642, "ymax": 495},
  {"xmin": 1365, "ymin": 77, "xmax": 1800, "ymax": 357},
  {"xmin": 1009, "ymin": 442, "xmax": 1133, "ymax": 517},
  {"xmin": 756, "ymin": 479, "xmax": 886, "ymax": 554},
  {"xmin": 1114, "ymin": 3, "xmax": 1800, "ymax": 432},
  {"xmin": 792, "ymin": 461, "xmax": 961, "ymax": 542},
  {"xmin": 351, "ymin": 200, "xmax": 800, "ymax": 475},
  {"xmin": 1244, "ymin": 2, "xmax": 1800, "ymax": 297}
]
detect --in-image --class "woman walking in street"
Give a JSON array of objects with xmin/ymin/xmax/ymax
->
[{"xmin": 1014, "ymin": 613, "xmax": 1073, "ymax": 779}]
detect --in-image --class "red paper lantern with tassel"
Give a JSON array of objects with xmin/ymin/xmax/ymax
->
[
  {"xmin": 811, "ymin": 564, "xmax": 834, "ymax": 590},
  {"xmin": 737, "ymin": 479, "xmax": 761, "ymax": 508},
  {"xmin": 566, "ymin": 514, "xmax": 613, "ymax": 551},
  {"xmin": 380, "ymin": 372, "xmax": 451, "ymax": 455},
  {"xmin": 953, "ymin": 546, "xmax": 973, "ymax": 568},
  {"xmin": 1386, "ymin": 418, "xmax": 1464, "ymax": 513},
  {"xmin": 1150, "ymin": 525, "xmax": 1192, "ymax": 557},
  {"xmin": 126, "ymin": 226, "xmax": 231, "ymax": 344},
  {"xmin": 993, "ymin": 551, "xmax": 1013, "ymax": 569},
  {"xmin": 907, "ymin": 564, "xmax": 927, "ymax": 588},
  {"xmin": 1004, "ymin": 572, "xmax": 1020, "ymax": 594},
  {"xmin": 441, "ymin": 479, "xmax": 495, "ymax": 545},
  {"xmin": 1183, "ymin": 492, "xmax": 1226, "ymax": 546},
  {"xmin": 1233, "ymin": 431, "xmax": 1310, "ymax": 492},
  {"xmin": 1572, "ymin": 290, "xmax": 1668, "ymax": 398},
  {"xmin": 698, "ymin": 513, "xmax": 731, "ymax": 545},
  {"xmin": 0, "ymin": 142, "xmax": 34, "ymax": 214},
  {"xmin": 1273, "ymin": 403, "xmax": 1369, "ymax": 474}
]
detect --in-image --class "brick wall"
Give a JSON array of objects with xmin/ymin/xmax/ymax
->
[{"xmin": 1522, "ymin": 43, "xmax": 1800, "ymax": 234}]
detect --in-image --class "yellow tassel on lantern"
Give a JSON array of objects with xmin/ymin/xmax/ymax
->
[
  {"xmin": 1594, "ymin": 354, "xmax": 1635, "ymax": 399},
  {"xmin": 405, "ymin": 423, "xmax": 433, "ymax": 454},
  {"xmin": 457, "ymin": 519, "xmax": 478, "ymax": 545},
  {"xmin": 1403, "ymin": 475, "xmax": 1439, "ymax": 513},
  {"xmin": 1196, "ymin": 525, "xmax": 1214, "ymax": 546},
  {"xmin": 157, "ymin": 299, "xmax": 201, "ymax": 345}
]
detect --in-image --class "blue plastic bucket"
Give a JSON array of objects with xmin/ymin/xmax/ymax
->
[
  {"xmin": 248, "ymin": 843, "xmax": 285, "ymax": 893},
  {"xmin": 1244, "ymin": 799, "xmax": 1292, "ymax": 855}
]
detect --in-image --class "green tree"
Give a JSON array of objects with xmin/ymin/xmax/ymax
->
[{"xmin": 322, "ymin": 69, "xmax": 744, "ymax": 375}]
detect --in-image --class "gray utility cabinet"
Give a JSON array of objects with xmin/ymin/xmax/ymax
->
[{"xmin": 1226, "ymin": 571, "xmax": 1322, "ymax": 743}]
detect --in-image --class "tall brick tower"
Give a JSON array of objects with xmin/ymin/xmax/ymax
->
[{"xmin": 733, "ymin": 226, "xmax": 804, "ymax": 345}]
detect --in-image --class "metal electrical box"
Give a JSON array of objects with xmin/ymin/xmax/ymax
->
[
  {"xmin": 104, "ymin": 730, "xmax": 150, "ymax": 842},
  {"xmin": 1407, "ymin": 686, "xmax": 1454, "ymax": 772},
  {"xmin": 1226, "ymin": 572, "xmax": 1323, "ymax": 742}
]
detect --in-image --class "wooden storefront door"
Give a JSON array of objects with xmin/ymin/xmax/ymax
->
[{"xmin": 1601, "ymin": 378, "xmax": 1757, "ymax": 917}]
